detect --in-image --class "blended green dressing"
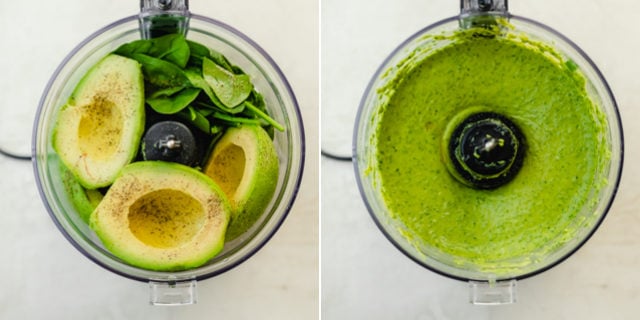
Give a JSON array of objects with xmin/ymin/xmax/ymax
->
[{"xmin": 375, "ymin": 26, "xmax": 609, "ymax": 275}]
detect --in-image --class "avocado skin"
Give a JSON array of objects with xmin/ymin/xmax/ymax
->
[{"xmin": 59, "ymin": 161, "xmax": 103, "ymax": 224}]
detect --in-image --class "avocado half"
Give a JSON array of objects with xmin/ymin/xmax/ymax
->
[
  {"xmin": 53, "ymin": 54, "xmax": 145, "ymax": 189},
  {"xmin": 90, "ymin": 161, "xmax": 231, "ymax": 271},
  {"xmin": 204, "ymin": 125, "xmax": 279, "ymax": 240}
]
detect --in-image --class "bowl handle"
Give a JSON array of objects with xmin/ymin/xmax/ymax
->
[
  {"xmin": 459, "ymin": 0, "xmax": 509, "ymax": 29},
  {"xmin": 139, "ymin": 0, "xmax": 191, "ymax": 39},
  {"xmin": 468, "ymin": 279, "xmax": 517, "ymax": 305},
  {"xmin": 149, "ymin": 280, "xmax": 198, "ymax": 305}
]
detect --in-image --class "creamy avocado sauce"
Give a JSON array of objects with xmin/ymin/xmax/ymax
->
[{"xmin": 375, "ymin": 26, "xmax": 608, "ymax": 274}]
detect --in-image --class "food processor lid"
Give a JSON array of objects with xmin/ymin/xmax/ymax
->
[{"xmin": 353, "ymin": 0, "xmax": 623, "ymax": 304}]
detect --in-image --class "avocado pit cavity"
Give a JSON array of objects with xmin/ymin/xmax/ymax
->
[
  {"xmin": 128, "ymin": 189, "xmax": 205, "ymax": 248},
  {"xmin": 78, "ymin": 98, "xmax": 123, "ymax": 159},
  {"xmin": 211, "ymin": 143, "xmax": 246, "ymax": 197}
]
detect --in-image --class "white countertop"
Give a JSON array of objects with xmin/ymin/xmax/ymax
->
[
  {"xmin": 321, "ymin": 0, "xmax": 640, "ymax": 319},
  {"xmin": 0, "ymin": 0, "xmax": 318, "ymax": 319}
]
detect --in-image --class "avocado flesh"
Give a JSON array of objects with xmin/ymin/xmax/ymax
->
[
  {"xmin": 90, "ymin": 161, "xmax": 231, "ymax": 271},
  {"xmin": 53, "ymin": 54, "xmax": 145, "ymax": 189},
  {"xmin": 204, "ymin": 125, "xmax": 279, "ymax": 241}
]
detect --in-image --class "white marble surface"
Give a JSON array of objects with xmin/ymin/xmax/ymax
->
[
  {"xmin": 0, "ymin": 0, "xmax": 318, "ymax": 319},
  {"xmin": 321, "ymin": 0, "xmax": 640, "ymax": 319}
]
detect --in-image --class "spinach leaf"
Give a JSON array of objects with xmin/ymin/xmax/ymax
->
[
  {"xmin": 177, "ymin": 106, "xmax": 211, "ymax": 133},
  {"xmin": 195, "ymin": 100, "xmax": 246, "ymax": 115},
  {"xmin": 185, "ymin": 69, "xmax": 218, "ymax": 103},
  {"xmin": 114, "ymin": 40, "xmax": 153, "ymax": 57},
  {"xmin": 185, "ymin": 69, "xmax": 245, "ymax": 114},
  {"xmin": 148, "ymin": 34, "xmax": 190, "ymax": 68},
  {"xmin": 196, "ymin": 107, "xmax": 215, "ymax": 117},
  {"xmin": 212, "ymin": 112, "xmax": 263, "ymax": 126},
  {"xmin": 186, "ymin": 40, "xmax": 210, "ymax": 67},
  {"xmin": 116, "ymin": 34, "xmax": 190, "ymax": 68},
  {"xmin": 202, "ymin": 57, "xmax": 253, "ymax": 108},
  {"xmin": 186, "ymin": 40, "xmax": 235, "ymax": 72},
  {"xmin": 208, "ymin": 49, "xmax": 235, "ymax": 72},
  {"xmin": 147, "ymin": 87, "xmax": 201, "ymax": 114},
  {"xmin": 132, "ymin": 53, "xmax": 190, "ymax": 89},
  {"xmin": 149, "ymin": 85, "xmax": 185, "ymax": 99},
  {"xmin": 187, "ymin": 40, "xmax": 209, "ymax": 58}
]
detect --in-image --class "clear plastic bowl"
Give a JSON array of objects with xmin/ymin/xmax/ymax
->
[
  {"xmin": 354, "ymin": 13, "xmax": 623, "ymax": 284},
  {"xmin": 32, "ymin": 14, "xmax": 305, "ymax": 286}
]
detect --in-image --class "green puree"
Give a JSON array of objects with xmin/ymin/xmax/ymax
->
[{"xmin": 375, "ymin": 27, "xmax": 609, "ymax": 275}]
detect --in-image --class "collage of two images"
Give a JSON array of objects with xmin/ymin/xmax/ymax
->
[{"xmin": 1, "ymin": 0, "xmax": 640, "ymax": 319}]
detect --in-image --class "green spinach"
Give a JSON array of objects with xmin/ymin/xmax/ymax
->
[
  {"xmin": 202, "ymin": 57, "xmax": 253, "ymax": 109},
  {"xmin": 113, "ymin": 33, "xmax": 283, "ymax": 137},
  {"xmin": 146, "ymin": 87, "xmax": 201, "ymax": 114}
]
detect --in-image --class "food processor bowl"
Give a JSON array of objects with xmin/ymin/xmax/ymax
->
[
  {"xmin": 32, "ymin": 0, "xmax": 304, "ymax": 305},
  {"xmin": 354, "ymin": 0, "xmax": 622, "ymax": 304}
]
